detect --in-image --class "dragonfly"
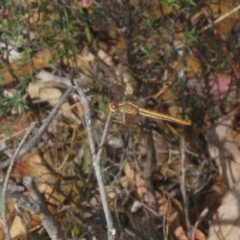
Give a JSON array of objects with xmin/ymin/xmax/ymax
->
[{"xmin": 109, "ymin": 100, "xmax": 191, "ymax": 126}]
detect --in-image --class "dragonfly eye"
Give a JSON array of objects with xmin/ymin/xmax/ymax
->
[{"xmin": 109, "ymin": 102, "xmax": 117, "ymax": 113}]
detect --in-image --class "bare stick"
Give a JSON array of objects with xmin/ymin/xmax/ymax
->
[
  {"xmin": 0, "ymin": 86, "xmax": 74, "ymax": 169},
  {"xmin": 22, "ymin": 176, "xmax": 65, "ymax": 240},
  {"xmin": 200, "ymin": 4, "xmax": 240, "ymax": 32},
  {"xmin": 179, "ymin": 67, "xmax": 191, "ymax": 238},
  {"xmin": 180, "ymin": 135, "xmax": 192, "ymax": 238},
  {"xmin": 74, "ymin": 82, "xmax": 117, "ymax": 240},
  {"xmin": 2, "ymin": 122, "xmax": 37, "ymax": 240},
  {"xmin": 191, "ymin": 208, "xmax": 209, "ymax": 240},
  {"xmin": 201, "ymin": 7, "xmax": 240, "ymax": 81},
  {"xmin": 1, "ymin": 86, "xmax": 73, "ymax": 239}
]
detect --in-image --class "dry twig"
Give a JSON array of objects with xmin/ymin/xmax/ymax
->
[{"xmin": 74, "ymin": 82, "xmax": 117, "ymax": 240}]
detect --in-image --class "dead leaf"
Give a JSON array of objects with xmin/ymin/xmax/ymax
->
[
  {"xmin": 208, "ymin": 180, "xmax": 240, "ymax": 240},
  {"xmin": 169, "ymin": 57, "xmax": 201, "ymax": 78},
  {"xmin": 206, "ymin": 107, "xmax": 240, "ymax": 188},
  {"xmin": 8, "ymin": 151, "xmax": 72, "ymax": 238},
  {"xmin": 28, "ymin": 82, "xmax": 62, "ymax": 105},
  {"xmin": 9, "ymin": 216, "xmax": 28, "ymax": 240},
  {"xmin": 124, "ymin": 161, "xmax": 188, "ymax": 240},
  {"xmin": 0, "ymin": 50, "xmax": 51, "ymax": 87},
  {"xmin": 208, "ymin": 1, "xmax": 240, "ymax": 39},
  {"xmin": 155, "ymin": 84, "xmax": 182, "ymax": 118},
  {"xmin": 79, "ymin": 0, "xmax": 92, "ymax": 8},
  {"xmin": 28, "ymin": 81, "xmax": 80, "ymax": 122}
]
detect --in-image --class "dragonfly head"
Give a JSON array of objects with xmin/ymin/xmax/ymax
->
[{"xmin": 109, "ymin": 100, "xmax": 118, "ymax": 113}]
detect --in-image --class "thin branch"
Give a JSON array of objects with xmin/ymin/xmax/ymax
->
[
  {"xmin": 2, "ymin": 122, "xmax": 37, "ymax": 240},
  {"xmin": 191, "ymin": 208, "xmax": 209, "ymax": 240},
  {"xmin": 95, "ymin": 112, "xmax": 112, "ymax": 164},
  {"xmin": 22, "ymin": 176, "xmax": 65, "ymax": 240},
  {"xmin": 0, "ymin": 48, "xmax": 20, "ymax": 84},
  {"xmin": 0, "ymin": 86, "xmax": 74, "ymax": 169},
  {"xmin": 201, "ymin": 6, "xmax": 240, "ymax": 81},
  {"xmin": 1, "ymin": 86, "xmax": 73, "ymax": 239},
  {"xmin": 140, "ymin": 125, "xmax": 157, "ymax": 213},
  {"xmin": 200, "ymin": 4, "xmax": 240, "ymax": 32},
  {"xmin": 179, "ymin": 66, "xmax": 191, "ymax": 238},
  {"xmin": 74, "ymin": 82, "xmax": 117, "ymax": 240},
  {"xmin": 180, "ymin": 135, "xmax": 191, "ymax": 238},
  {"xmin": 74, "ymin": 84, "xmax": 96, "ymax": 156}
]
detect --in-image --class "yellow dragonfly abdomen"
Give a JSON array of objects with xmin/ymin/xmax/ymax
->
[{"xmin": 109, "ymin": 101, "xmax": 191, "ymax": 126}]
